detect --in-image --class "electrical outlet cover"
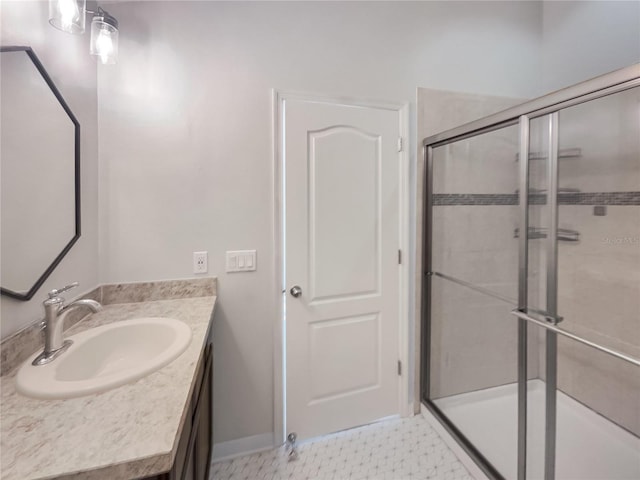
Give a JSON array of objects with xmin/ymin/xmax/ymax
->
[{"xmin": 193, "ymin": 251, "xmax": 208, "ymax": 274}]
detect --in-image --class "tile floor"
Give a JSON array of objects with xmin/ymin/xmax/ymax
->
[{"xmin": 210, "ymin": 415, "xmax": 475, "ymax": 479}]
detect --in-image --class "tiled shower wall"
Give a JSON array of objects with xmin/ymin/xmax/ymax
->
[
  {"xmin": 555, "ymin": 205, "xmax": 640, "ymax": 436},
  {"xmin": 418, "ymin": 87, "xmax": 640, "ymax": 435}
]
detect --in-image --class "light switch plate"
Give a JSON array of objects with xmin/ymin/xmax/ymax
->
[{"xmin": 226, "ymin": 250, "xmax": 257, "ymax": 273}]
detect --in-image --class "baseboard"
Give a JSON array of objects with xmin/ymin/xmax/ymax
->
[
  {"xmin": 212, "ymin": 432, "xmax": 275, "ymax": 463},
  {"xmin": 420, "ymin": 403, "xmax": 489, "ymax": 480}
]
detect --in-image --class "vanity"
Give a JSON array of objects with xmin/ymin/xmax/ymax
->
[{"xmin": 0, "ymin": 279, "xmax": 216, "ymax": 480}]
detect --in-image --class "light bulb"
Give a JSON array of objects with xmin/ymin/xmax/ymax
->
[
  {"xmin": 58, "ymin": 0, "xmax": 79, "ymax": 31},
  {"xmin": 49, "ymin": 0, "xmax": 85, "ymax": 34},
  {"xmin": 90, "ymin": 12, "xmax": 119, "ymax": 64},
  {"xmin": 95, "ymin": 29, "xmax": 113, "ymax": 64}
]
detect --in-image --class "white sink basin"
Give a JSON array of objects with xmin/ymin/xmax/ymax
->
[{"xmin": 16, "ymin": 317, "xmax": 192, "ymax": 400}]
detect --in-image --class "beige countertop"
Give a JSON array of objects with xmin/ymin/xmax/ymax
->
[{"xmin": 0, "ymin": 292, "xmax": 216, "ymax": 480}]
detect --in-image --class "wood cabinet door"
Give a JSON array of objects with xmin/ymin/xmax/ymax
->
[{"xmin": 195, "ymin": 355, "xmax": 213, "ymax": 480}]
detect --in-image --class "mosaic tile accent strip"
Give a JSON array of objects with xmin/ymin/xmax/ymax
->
[
  {"xmin": 211, "ymin": 415, "xmax": 475, "ymax": 480},
  {"xmin": 432, "ymin": 191, "xmax": 640, "ymax": 206},
  {"xmin": 557, "ymin": 191, "xmax": 640, "ymax": 205},
  {"xmin": 433, "ymin": 194, "xmax": 518, "ymax": 206}
]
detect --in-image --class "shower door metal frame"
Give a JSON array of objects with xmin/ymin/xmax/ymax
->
[{"xmin": 420, "ymin": 64, "xmax": 640, "ymax": 480}]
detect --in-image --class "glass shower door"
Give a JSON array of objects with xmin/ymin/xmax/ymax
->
[
  {"xmin": 552, "ymin": 86, "xmax": 640, "ymax": 479},
  {"xmin": 425, "ymin": 108, "xmax": 638, "ymax": 480},
  {"xmin": 519, "ymin": 86, "xmax": 640, "ymax": 479},
  {"xmin": 426, "ymin": 124, "xmax": 523, "ymax": 479}
]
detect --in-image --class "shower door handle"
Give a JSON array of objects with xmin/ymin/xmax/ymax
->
[{"xmin": 290, "ymin": 286, "xmax": 302, "ymax": 298}]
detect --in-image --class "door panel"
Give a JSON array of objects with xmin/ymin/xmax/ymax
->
[
  {"xmin": 285, "ymin": 98, "xmax": 400, "ymax": 441},
  {"xmin": 309, "ymin": 313, "xmax": 380, "ymax": 402},
  {"xmin": 309, "ymin": 127, "xmax": 380, "ymax": 301}
]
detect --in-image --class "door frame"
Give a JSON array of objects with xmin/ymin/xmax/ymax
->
[{"xmin": 272, "ymin": 90, "xmax": 412, "ymax": 444}]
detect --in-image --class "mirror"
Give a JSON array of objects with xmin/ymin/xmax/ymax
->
[{"xmin": 0, "ymin": 47, "xmax": 80, "ymax": 301}]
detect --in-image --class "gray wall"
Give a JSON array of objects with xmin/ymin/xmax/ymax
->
[
  {"xmin": 0, "ymin": 1, "xmax": 100, "ymax": 339},
  {"xmin": 541, "ymin": 1, "xmax": 640, "ymax": 94}
]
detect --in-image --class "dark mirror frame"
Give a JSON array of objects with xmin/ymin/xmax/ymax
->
[{"xmin": 0, "ymin": 46, "xmax": 81, "ymax": 301}]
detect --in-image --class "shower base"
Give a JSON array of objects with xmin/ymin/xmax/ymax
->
[{"xmin": 433, "ymin": 379, "xmax": 640, "ymax": 479}]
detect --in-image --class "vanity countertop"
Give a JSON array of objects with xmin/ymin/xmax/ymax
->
[{"xmin": 0, "ymin": 292, "xmax": 216, "ymax": 480}]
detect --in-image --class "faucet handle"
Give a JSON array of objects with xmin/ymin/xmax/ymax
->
[{"xmin": 48, "ymin": 282, "xmax": 79, "ymax": 299}]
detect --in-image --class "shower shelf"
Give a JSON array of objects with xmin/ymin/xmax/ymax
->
[
  {"xmin": 515, "ymin": 148, "xmax": 582, "ymax": 162},
  {"xmin": 513, "ymin": 226, "xmax": 580, "ymax": 242}
]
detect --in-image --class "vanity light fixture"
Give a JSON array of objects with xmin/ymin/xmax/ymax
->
[
  {"xmin": 48, "ymin": 0, "xmax": 119, "ymax": 64},
  {"xmin": 48, "ymin": 0, "xmax": 85, "ymax": 33},
  {"xmin": 89, "ymin": 9, "xmax": 118, "ymax": 64}
]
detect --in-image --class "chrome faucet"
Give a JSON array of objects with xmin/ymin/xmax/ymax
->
[{"xmin": 33, "ymin": 282, "xmax": 103, "ymax": 366}]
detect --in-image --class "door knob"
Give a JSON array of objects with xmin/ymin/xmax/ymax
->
[{"xmin": 290, "ymin": 286, "xmax": 302, "ymax": 298}]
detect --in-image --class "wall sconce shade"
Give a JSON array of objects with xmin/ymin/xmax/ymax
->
[
  {"xmin": 90, "ymin": 12, "xmax": 119, "ymax": 65},
  {"xmin": 48, "ymin": 0, "xmax": 119, "ymax": 65},
  {"xmin": 49, "ymin": 0, "xmax": 86, "ymax": 34}
]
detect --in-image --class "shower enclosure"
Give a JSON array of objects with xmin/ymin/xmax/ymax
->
[{"xmin": 421, "ymin": 65, "xmax": 640, "ymax": 480}]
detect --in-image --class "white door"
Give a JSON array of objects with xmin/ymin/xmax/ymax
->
[{"xmin": 284, "ymin": 98, "xmax": 401, "ymax": 441}]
